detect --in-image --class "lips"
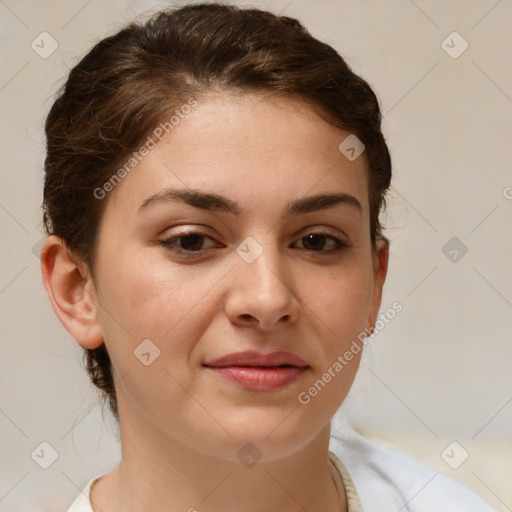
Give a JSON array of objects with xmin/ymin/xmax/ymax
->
[
  {"xmin": 204, "ymin": 351, "xmax": 308, "ymax": 368},
  {"xmin": 203, "ymin": 351, "xmax": 309, "ymax": 391}
]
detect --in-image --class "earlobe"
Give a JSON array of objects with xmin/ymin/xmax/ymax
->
[{"xmin": 40, "ymin": 235, "xmax": 104, "ymax": 349}]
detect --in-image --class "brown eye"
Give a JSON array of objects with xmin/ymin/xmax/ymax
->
[
  {"xmin": 176, "ymin": 233, "xmax": 206, "ymax": 251},
  {"xmin": 295, "ymin": 233, "xmax": 348, "ymax": 253},
  {"xmin": 302, "ymin": 234, "xmax": 328, "ymax": 251},
  {"xmin": 159, "ymin": 231, "xmax": 218, "ymax": 254}
]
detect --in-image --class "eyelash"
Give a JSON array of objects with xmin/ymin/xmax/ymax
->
[{"xmin": 158, "ymin": 230, "xmax": 350, "ymax": 258}]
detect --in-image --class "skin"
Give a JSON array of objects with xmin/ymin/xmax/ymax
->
[{"xmin": 41, "ymin": 92, "xmax": 389, "ymax": 512}]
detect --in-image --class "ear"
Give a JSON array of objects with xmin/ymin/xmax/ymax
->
[
  {"xmin": 367, "ymin": 235, "xmax": 390, "ymax": 330},
  {"xmin": 40, "ymin": 235, "xmax": 104, "ymax": 349}
]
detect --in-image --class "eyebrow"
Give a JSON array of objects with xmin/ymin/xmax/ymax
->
[{"xmin": 137, "ymin": 188, "xmax": 362, "ymax": 217}]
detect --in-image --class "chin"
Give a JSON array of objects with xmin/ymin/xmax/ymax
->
[{"xmin": 192, "ymin": 411, "xmax": 328, "ymax": 463}]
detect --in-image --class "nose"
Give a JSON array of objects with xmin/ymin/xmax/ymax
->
[{"xmin": 224, "ymin": 242, "xmax": 300, "ymax": 331}]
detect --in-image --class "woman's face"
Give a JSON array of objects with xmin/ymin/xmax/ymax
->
[{"xmin": 88, "ymin": 92, "xmax": 388, "ymax": 460}]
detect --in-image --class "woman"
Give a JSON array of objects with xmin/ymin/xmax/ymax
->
[{"xmin": 40, "ymin": 3, "xmax": 498, "ymax": 511}]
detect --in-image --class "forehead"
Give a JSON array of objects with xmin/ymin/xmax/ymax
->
[{"xmin": 103, "ymin": 92, "xmax": 370, "ymax": 221}]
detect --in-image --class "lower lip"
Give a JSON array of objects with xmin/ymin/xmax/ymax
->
[{"xmin": 206, "ymin": 366, "xmax": 306, "ymax": 391}]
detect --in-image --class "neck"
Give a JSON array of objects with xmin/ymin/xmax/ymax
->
[{"xmin": 91, "ymin": 406, "xmax": 347, "ymax": 512}]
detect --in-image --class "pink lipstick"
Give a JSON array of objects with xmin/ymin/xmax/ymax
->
[{"xmin": 203, "ymin": 351, "xmax": 308, "ymax": 391}]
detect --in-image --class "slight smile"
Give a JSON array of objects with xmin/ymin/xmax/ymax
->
[{"xmin": 203, "ymin": 351, "xmax": 310, "ymax": 392}]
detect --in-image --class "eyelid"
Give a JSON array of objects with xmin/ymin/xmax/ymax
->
[
  {"xmin": 158, "ymin": 226, "xmax": 350, "ymax": 258},
  {"xmin": 298, "ymin": 226, "xmax": 350, "ymax": 243},
  {"xmin": 159, "ymin": 230, "xmax": 221, "ymax": 255},
  {"xmin": 293, "ymin": 225, "xmax": 351, "ymax": 250},
  {"xmin": 291, "ymin": 233, "xmax": 350, "ymax": 254}
]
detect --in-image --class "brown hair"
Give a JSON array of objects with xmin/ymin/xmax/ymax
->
[{"xmin": 43, "ymin": 3, "xmax": 392, "ymax": 422}]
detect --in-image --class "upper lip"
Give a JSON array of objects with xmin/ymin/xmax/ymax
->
[{"xmin": 203, "ymin": 351, "xmax": 308, "ymax": 368}]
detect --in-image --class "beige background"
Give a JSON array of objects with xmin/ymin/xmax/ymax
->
[{"xmin": 1, "ymin": 0, "xmax": 511, "ymax": 510}]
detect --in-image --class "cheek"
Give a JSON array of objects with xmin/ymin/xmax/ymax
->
[
  {"xmin": 294, "ymin": 267, "xmax": 371, "ymax": 416},
  {"xmin": 98, "ymin": 245, "xmax": 179, "ymax": 328},
  {"xmin": 304, "ymin": 260, "xmax": 374, "ymax": 340},
  {"xmin": 93, "ymin": 248, "xmax": 223, "ymax": 368}
]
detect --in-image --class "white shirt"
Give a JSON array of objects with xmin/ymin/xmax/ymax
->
[{"xmin": 66, "ymin": 428, "xmax": 498, "ymax": 511}]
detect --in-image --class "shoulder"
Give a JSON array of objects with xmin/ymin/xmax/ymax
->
[
  {"xmin": 66, "ymin": 477, "xmax": 97, "ymax": 512},
  {"xmin": 329, "ymin": 428, "xmax": 499, "ymax": 512}
]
